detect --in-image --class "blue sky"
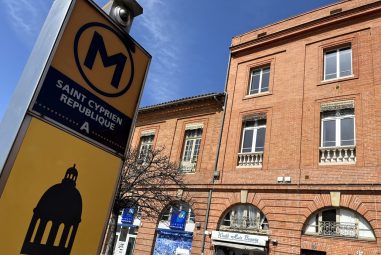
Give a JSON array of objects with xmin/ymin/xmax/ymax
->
[{"xmin": 0, "ymin": 0, "xmax": 337, "ymax": 121}]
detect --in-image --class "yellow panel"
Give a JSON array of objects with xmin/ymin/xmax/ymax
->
[{"xmin": 0, "ymin": 118, "xmax": 121, "ymax": 254}]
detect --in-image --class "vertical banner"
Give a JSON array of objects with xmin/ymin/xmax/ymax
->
[
  {"xmin": 170, "ymin": 210, "xmax": 188, "ymax": 231},
  {"xmin": 0, "ymin": 0, "xmax": 150, "ymax": 254},
  {"xmin": 121, "ymin": 208, "xmax": 135, "ymax": 225}
]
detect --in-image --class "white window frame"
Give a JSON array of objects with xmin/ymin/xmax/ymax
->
[
  {"xmin": 248, "ymin": 66, "xmax": 270, "ymax": 95},
  {"xmin": 320, "ymin": 111, "xmax": 355, "ymax": 148},
  {"xmin": 241, "ymin": 120, "xmax": 266, "ymax": 153},
  {"xmin": 138, "ymin": 134, "xmax": 154, "ymax": 160},
  {"xmin": 181, "ymin": 129, "xmax": 202, "ymax": 164},
  {"xmin": 323, "ymin": 45, "xmax": 352, "ymax": 81}
]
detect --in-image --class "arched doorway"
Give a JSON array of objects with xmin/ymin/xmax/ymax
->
[
  {"xmin": 212, "ymin": 204, "xmax": 269, "ymax": 255},
  {"xmin": 152, "ymin": 203, "xmax": 195, "ymax": 255}
]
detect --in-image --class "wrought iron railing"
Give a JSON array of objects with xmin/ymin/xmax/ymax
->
[
  {"xmin": 237, "ymin": 152, "xmax": 263, "ymax": 167},
  {"xmin": 319, "ymin": 221, "xmax": 358, "ymax": 238},
  {"xmin": 220, "ymin": 217, "xmax": 268, "ymax": 234}
]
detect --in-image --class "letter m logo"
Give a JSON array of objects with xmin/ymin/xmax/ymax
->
[{"xmin": 84, "ymin": 31, "xmax": 127, "ymax": 89}]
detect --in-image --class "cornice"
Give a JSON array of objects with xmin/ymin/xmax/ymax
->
[{"xmin": 230, "ymin": 1, "xmax": 381, "ymax": 54}]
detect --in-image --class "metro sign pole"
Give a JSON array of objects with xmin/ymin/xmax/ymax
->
[{"xmin": 0, "ymin": 0, "xmax": 150, "ymax": 254}]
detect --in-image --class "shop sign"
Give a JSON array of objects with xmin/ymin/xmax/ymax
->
[{"xmin": 211, "ymin": 231, "xmax": 268, "ymax": 247}]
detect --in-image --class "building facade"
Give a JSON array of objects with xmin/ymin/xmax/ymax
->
[
  {"xmin": 121, "ymin": 0, "xmax": 381, "ymax": 254},
  {"xmin": 127, "ymin": 93, "xmax": 225, "ymax": 255}
]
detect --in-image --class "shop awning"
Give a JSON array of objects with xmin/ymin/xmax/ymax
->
[{"xmin": 212, "ymin": 241, "xmax": 265, "ymax": 251}]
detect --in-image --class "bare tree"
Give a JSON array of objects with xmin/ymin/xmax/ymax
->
[{"xmin": 101, "ymin": 147, "xmax": 190, "ymax": 255}]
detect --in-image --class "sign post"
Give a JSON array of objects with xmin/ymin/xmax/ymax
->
[{"xmin": 0, "ymin": 0, "xmax": 150, "ymax": 254}]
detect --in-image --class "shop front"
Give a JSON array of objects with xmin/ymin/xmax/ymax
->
[
  {"xmin": 212, "ymin": 230, "xmax": 268, "ymax": 255},
  {"xmin": 213, "ymin": 204, "xmax": 270, "ymax": 255}
]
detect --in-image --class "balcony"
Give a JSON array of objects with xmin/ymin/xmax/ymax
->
[
  {"xmin": 179, "ymin": 161, "xmax": 196, "ymax": 173},
  {"xmin": 319, "ymin": 221, "xmax": 358, "ymax": 238},
  {"xmin": 220, "ymin": 217, "xmax": 268, "ymax": 235},
  {"xmin": 237, "ymin": 152, "xmax": 263, "ymax": 167},
  {"xmin": 319, "ymin": 145, "xmax": 356, "ymax": 164}
]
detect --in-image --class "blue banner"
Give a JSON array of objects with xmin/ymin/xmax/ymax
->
[
  {"xmin": 121, "ymin": 208, "xmax": 135, "ymax": 225},
  {"xmin": 32, "ymin": 67, "xmax": 132, "ymax": 155},
  {"xmin": 170, "ymin": 210, "xmax": 187, "ymax": 231}
]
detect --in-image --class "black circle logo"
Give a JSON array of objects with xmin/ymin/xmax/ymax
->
[{"xmin": 74, "ymin": 22, "xmax": 134, "ymax": 97}]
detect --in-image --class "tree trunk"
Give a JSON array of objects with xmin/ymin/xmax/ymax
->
[{"xmin": 101, "ymin": 211, "xmax": 118, "ymax": 255}]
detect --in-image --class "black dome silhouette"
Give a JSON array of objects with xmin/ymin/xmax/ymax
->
[
  {"xmin": 34, "ymin": 182, "xmax": 82, "ymax": 223},
  {"xmin": 21, "ymin": 164, "xmax": 83, "ymax": 255}
]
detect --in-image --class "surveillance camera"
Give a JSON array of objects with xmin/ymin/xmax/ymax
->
[{"xmin": 111, "ymin": 5, "xmax": 132, "ymax": 27}]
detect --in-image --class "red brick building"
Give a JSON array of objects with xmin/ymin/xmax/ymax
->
[{"xmin": 122, "ymin": 0, "xmax": 381, "ymax": 254}]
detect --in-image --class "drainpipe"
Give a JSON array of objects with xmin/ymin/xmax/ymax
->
[{"xmin": 200, "ymin": 53, "xmax": 231, "ymax": 255}]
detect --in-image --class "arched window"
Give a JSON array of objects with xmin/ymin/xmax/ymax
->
[
  {"xmin": 303, "ymin": 207, "xmax": 375, "ymax": 240},
  {"xmin": 220, "ymin": 204, "xmax": 268, "ymax": 234}
]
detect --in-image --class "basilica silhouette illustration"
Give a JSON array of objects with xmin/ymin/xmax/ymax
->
[{"xmin": 21, "ymin": 164, "xmax": 82, "ymax": 255}]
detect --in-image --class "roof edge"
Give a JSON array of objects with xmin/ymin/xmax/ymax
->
[{"xmin": 138, "ymin": 92, "xmax": 225, "ymax": 112}]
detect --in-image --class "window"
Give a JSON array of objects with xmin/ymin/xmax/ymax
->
[
  {"xmin": 320, "ymin": 102, "xmax": 356, "ymax": 164},
  {"xmin": 248, "ymin": 66, "xmax": 270, "ymax": 95},
  {"xmin": 180, "ymin": 127, "xmax": 203, "ymax": 173},
  {"xmin": 304, "ymin": 208, "xmax": 375, "ymax": 240},
  {"xmin": 324, "ymin": 45, "xmax": 352, "ymax": 80},
  {"xmin": 138, "ymin": 134, "xmax": 154, "ymax": 161},
  {"xmin": 238, "ymin": 118, "xmax": 266, "ymax": 167},
  {"xmin": 220, "ymin": 204, "xmax": 268, "ymax": 234},
  {"xmin": 241, "ymin": 119, "xmax": 266, "ymax": 153},
  {"xmin": 321, "ymin": 108, "xmax": 355, "ymax": 148}
]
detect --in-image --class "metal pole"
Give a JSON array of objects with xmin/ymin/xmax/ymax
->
[{"xmin": 200, "ymin": 52, "xmax": 231, "ymax": 254}]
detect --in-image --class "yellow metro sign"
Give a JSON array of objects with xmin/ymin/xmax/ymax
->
[
  {"xmin": 31, "ymin": 0, "xmax": 151, "ymax": 155},
  {"xmin": 0, "ymin": 0, "xmax": 150, "ymax": 254}
]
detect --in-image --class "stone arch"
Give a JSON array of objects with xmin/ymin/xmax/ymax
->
[
  {"xmin": 302, "ymin": 193, "xmax": 378, "ymax": 235},
  {"xmin": 217, "ymin": 192, "xmax": 267, "ymax": 219}
]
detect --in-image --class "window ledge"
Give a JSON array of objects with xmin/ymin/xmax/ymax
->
[
  {"xmin": 319, "ymin": 162, "xmax": 356, "ymax": 166},
  {"xmin": 244, "ymin": 91, "xmax": 272, "ymax": 100},
  {"xmin": 319, "ymin": 75, "xmax": 357, "ymax": 86},
  {"xmin": 303, "ymin": 233, "xmax": 375, "ymax": 242},
  {"xmin": 236, "ymin": 166, "xmax": 263, "ymax": 169}
]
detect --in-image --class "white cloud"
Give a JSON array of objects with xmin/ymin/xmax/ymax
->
[
  {"xmin": 133, "ymin": 0, "xmax": 182, "ymax": 105},
  {"xmin": 2, "ymin": 0, "xmax": 49, "ymax": 41}
]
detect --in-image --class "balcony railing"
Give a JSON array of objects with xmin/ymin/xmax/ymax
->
[
  {"xmin": 179, "ymin": 161, "xmax": 196, "ymax": 173},
  {"xmin": 220, "ymin": 217, "xmax": 268, "ymax": 234},
  {"xmin": 319, "ymin": 146, "xmax": 356, "ymax": 164},
  {"xmin": 237, "ymin": 152, "xmax": 263, "ymax": 167},
  {"xmin": 319, "ymin": 221, "xmax": 358, "ymax": 238}
]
